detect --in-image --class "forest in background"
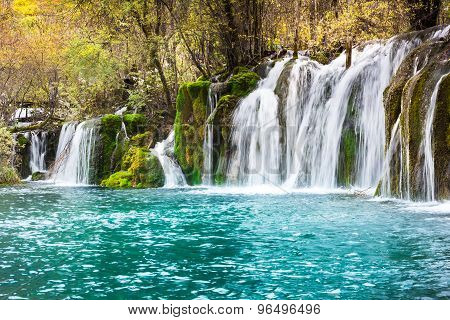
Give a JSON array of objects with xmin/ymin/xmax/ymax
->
[{"xmin": 0, "ymin": 0, "xmax": 448, "ymax": 127}]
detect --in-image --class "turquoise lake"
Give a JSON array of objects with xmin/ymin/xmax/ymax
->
[{"xmin": 0, "ymin": 184, "xmax": 449, "ymax": 299}]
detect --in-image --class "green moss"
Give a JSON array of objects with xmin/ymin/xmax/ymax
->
[
  {"xmin": 409, "ymin": 69, "xmax": 429, "ymax": 161},
  {"xmin": 186, "ymin": 80, "xmax": 210, "ymax": 99},
  {"xmin": 214, "ymin": 173, "xmax": 225, "ymax": 185},
  {"xmin": 228, "ymin": 71, "xmax": 260, "ymax": 97},
  {"xmin": 433, "ymin": 73, "xmax": 450, "ymax": 199},
  {"xmin": 101, "ymin": 171, "xmax": 132, "ymax": 188},
  {"xmin": 232, "ymin": 66, "xmax": 250, "ymax": 75},
  {"xmin": 338, "ymin": 129, "xmax": 357, "ymax": 186},
  {"xmin": 98, "ymin": 114, "xmax": 123, "ymax": 182},
  {"xmin": 174, "ymin": 80, "xmax": 210, "ymax": 185},
  {"xmin": 31, "ymin": 171, "xmax": 46, "ymax": 181},
  {"xmin": 196, "ymin": 75, "xmax": 208, "ymax": 81},
  {"xmin": 101, "ymin": 114, "xmax": 122, "ymax": 132},
  {"xmin": 16, "ymin": 134, "xmax": 29, "ymax": 147},
  {"xmin": 102, "ymin": 146, "xmax": 164, "ymax": 188},
  {"xmin": 130, "ymin": 131, "xmax": 152, "ymax": 147},
  {"xmin": 123, "ymin": 113, "xmax": 146, "ymax": 136}
]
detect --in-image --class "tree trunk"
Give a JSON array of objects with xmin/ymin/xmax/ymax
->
[
  {"xmin": 222, "ymin": 0, "xmax": 240, "ymax": 71},
  {"xmin": 293, "ymin": 28, "xmax": 299, "ymax": 59},
  {"xmin": 345, "ymin": 36, "xmax": 352, "ymax": 69},
  {"xmin": 152, "ymin": 0, "xmax": 172, "ymax": 109}
]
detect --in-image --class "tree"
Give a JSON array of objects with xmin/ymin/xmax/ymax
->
[{"xmin": 406, "ymin": 0, "xmax": 442, "ymax": 30}]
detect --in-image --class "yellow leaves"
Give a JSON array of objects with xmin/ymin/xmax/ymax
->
[{"xmin": 12, "ymin": 0, "xmax": 38, "ymax": 16}]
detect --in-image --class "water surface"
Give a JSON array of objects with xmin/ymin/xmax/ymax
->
[{"xmin": 0, "ymin": 184, "xmax": 449, "ymax": 299}]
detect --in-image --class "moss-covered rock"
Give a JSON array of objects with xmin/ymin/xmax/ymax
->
[
  {"xmin": 228, "ymin": 70, "xmax": 260, "ymax": 97},
  {"xmin": 16, "ymin": 134, "xmax": 28, "ymax": 147},
  {"xmin": 101, "ymin": 146, "xmax": 164, "ymax": 188},
  {"xmin": 123, "ymin": 113, "xmax": 146, "ymax": 136},
  {"xmin": 101, "ymin": 171, "xmax": 133, "ymax": 188},
  {"xmin": 338, "ymin": 129, "xmax": 357, "ymax": 186},
  {"xmin": 130, "ymin": 131, "xmax": 154, "ymax": 147},
  {"xmin": 174, "ymin": 80, "xmax": 210, "ymax": 185},
  {"xmin": 31, "ymin": 171, "xmax": 46, "ymax": 181},
  {"xmin": 433, "ymin": 73, "xmax": 450, "ymax": 199},
  {"xmin": 209, "ymin": 94, "xmax": 241, "ymax": 184},
  {"xmin": 174, "ymin": 67, "xmax": 262, "ymax": 185},
  {"xmin": 13, "ymin": 133, "xmax": 31, "ymax": 178},
  {"xmin": 380, "ymin": 37, "xmax": 450, "ymax": 200},
  {"xmin": 97, "ymin": 114, "xmax": 123, "ymax": 182}
]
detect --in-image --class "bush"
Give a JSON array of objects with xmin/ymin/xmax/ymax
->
[{"xmin": 0, "ymin": 166, "xmax": 20, "ymax": 186}]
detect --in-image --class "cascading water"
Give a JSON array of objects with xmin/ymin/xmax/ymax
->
[
  {"xmin": 227, "ymin": 29, "xmax": 444, "ymax": 190},
  {"xmin": 227, "ymin": 59, "xmax": 289, "ymax": 185},
  {"xmin": 421, "ymin": 73, "xmax": 448, "ymax": 202},
  {"xmin": 29, "ymin": 131, "xmax": 48, "ymax": 173},
  {"xmin": 52, "ymin": 120, "xmax": 99, "ymax": 185},
  {"xmin": 284, "ymin": 39, "xmax": 422, "ymax": 189},
  {"xmin": 202, "ymin": 87, "xmax": 218, "ymax": 185},
  {"xmin": 152, "ymin": 131, "xmax": 187, "ymax": 188}
]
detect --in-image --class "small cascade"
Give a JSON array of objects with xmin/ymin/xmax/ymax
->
[
  {"xmin": 421, "ymin": 74, "xmax": 448, "ymax": 202},
  {"xmin": 110, "ymin": 117, "xmax": 129, "ymax": 171},
  {"xmin": 52, "ymin": 120, "xmax": 99, "ymax": 185},
  {"xmin": 227, "ymin": 58, "xmax": 289, "ymax": 185},
  {"xmin": 202, "ymin": 86, "xmax": 219, "ymax": 185},
  {"xmin": 29, "ymin": 131, "xmax": 48, "ymax": 173},
  {"xmin": 379, "ymin": 117, "xmax": 406, "ymax": 198},
  {"xmin": 152, "ymin": 131, "xmax": 187, "ymax": 187}
]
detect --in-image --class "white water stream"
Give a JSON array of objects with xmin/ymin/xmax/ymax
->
[
  {"xmin": 152, "ymin": 131, "xmax": 187, "ymax": 188},
  {"xmin": 52, "ymin": 120, "xmax": 99, "ymax": 185}
]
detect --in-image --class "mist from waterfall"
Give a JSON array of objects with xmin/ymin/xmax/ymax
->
[
  {"xmin": 152, "ymin": 131, "xmax": 187, "ymax": 188},
  {"xmin": 52, "ymin": 120, "xmax": 99, "ymax": 185},
  {"xmin": 29, "ymin": 131, "xmax": 48, "ymax": 173}
]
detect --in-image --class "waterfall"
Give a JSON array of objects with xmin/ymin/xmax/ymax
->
[
  {"xmin": 421, "ymin": 74, "xmax": 448, "ymax": 202},
  {"xmin": 226, "ymin": 29, "xmax": 439, "ymax": 189},
  {"xmin": 29, "ymin": 131, "xmax": 48, "ymax": 173},
  {"xmin": 52, "ymin": 120, "xmax": 99, "ymax": 185},
  {"xmin": 285, "ymin": 39, "xmax": 422, "ymax": 189},
  {"xmin": 152, "ymin": 131, "xmax": 187, "ymax": 187},
  {"xmin": 227, "ymin": 59, "xmax": 289, "ymax": 185},
  {"xmin": 202, "ymin": 87, "xmax": 218, "ymax": 185}
]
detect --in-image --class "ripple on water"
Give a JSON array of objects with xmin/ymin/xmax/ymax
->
[{"xmin": 0, "ymin": 185, "xmax": 449, "ymax": 299}]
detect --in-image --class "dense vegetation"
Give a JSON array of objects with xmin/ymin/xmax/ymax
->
[{"xmin": 0, "ymin": 0, "xmax": 448, "ymax": 187}]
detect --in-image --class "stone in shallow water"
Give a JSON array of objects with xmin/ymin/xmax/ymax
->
[{"xmin": 31, "ymin": 171, "xmax": 46, "ymax": 181}]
